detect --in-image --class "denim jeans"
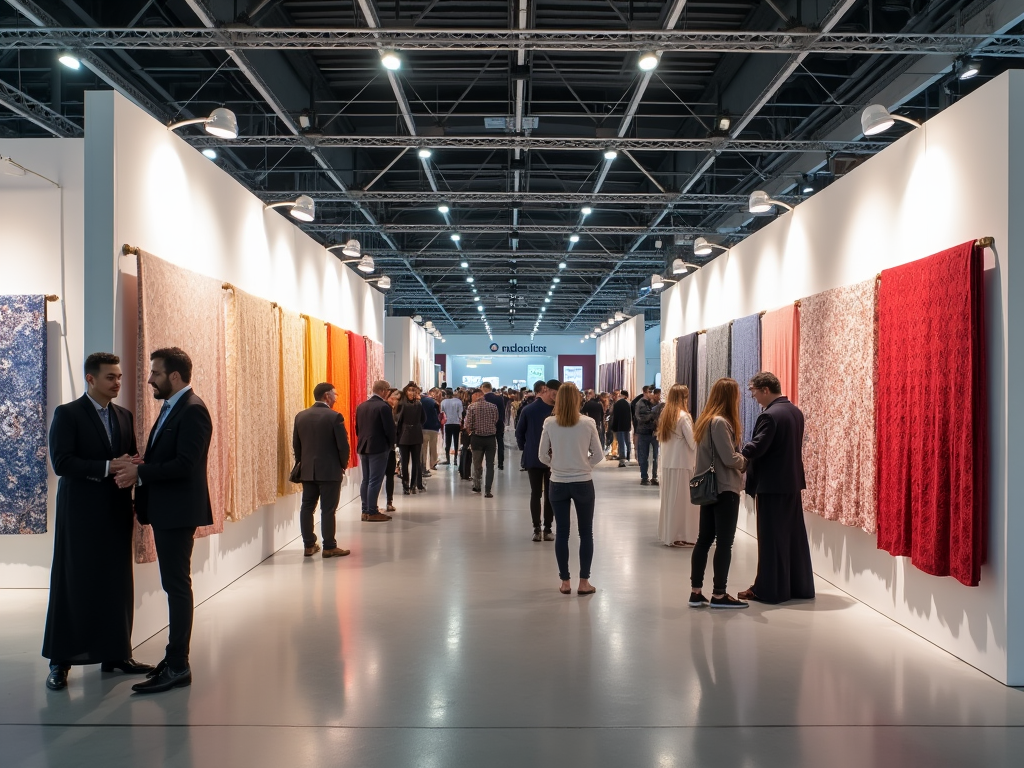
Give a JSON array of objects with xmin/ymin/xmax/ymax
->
[
  {"xmin": 550, "ymin": 480, "xmax": 596, "ymax": 580},
  {"xmin": 358, "ymin": 451, "xmax": 389, "ymax": 515},
  {"xmin": 615, "ymin": 431, "xmax": 631, "ymax": 461},
  {"xmin": 636, "ymin": 433, "xmax": 659, "ymax": 481}
]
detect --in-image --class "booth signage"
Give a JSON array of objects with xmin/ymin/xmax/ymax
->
[{"xmin": 488, "ymin": 342, "xmax": 548, "ymax": 353}]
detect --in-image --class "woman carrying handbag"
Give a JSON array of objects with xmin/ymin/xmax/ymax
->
[
  {"xmin": 688, "ymin": 378, "xmax": 748, "ymax": 609},
  {"xmin": 394, "ymin": 382, "xmax": 426, "ymax": 494}
]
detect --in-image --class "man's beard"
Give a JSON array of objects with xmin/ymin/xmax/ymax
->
[{"xmin": 151, "ymin": 383, "xmax": 172, "ymax": 400}]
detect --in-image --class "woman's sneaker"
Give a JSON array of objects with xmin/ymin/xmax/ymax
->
[
  {"xmin": 688, "ymin": 593, "xmax": 708, "ymax": 608},
  {"xmin": 710, "ymin": 594, "xmax": 749, "ymax": 609}
]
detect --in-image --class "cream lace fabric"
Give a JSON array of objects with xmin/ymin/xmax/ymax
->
[
  {"xmin": 660, "ymin": 339, "xmax": 677, "ymax": 390},
  {"xmin": 278, "ymin": 308, "xmax": 305, "ymax": 496},
  {"xmin": 799, "ymin": 279, "xmax": 878, "ymax": 532}
]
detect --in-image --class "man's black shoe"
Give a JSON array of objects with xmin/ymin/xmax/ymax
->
[
  {"xmin": 45, "ymin": 665, "xmax": 69, "ymax": 691},
  {"xmin": 132, "ymin": 663, "xmax": 191, "ymax": 693}
]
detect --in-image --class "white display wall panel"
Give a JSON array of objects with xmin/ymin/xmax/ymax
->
[
  {"xmin": 384, "ymin": 316, "xmax": 435, "ymax": 389},
  {"xmin": 596, "ymin": 313, "xmax": 646, "ymax": 396},
  {"xmin": 0, "ymin": 139, "xmax": 85, "ymax": 588},
  {"xmin": 661, "ymin": 72, "xmax": 1021, "ymax": 684},
  {"xmin": 73, "ymin": 90, "xmax": 385, "ymax": 645}
]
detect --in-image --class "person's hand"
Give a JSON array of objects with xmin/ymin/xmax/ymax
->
[
  {"xmin": 114, "ymin": 463, "xmax": 139, "ymax": 489},
  {"xmin": 110, "ymin": 455, "xmax": 134, "ymax": 473},
  {"xmin": 130, "ymin": 453, "xmax": 144, "ymax": 465}
]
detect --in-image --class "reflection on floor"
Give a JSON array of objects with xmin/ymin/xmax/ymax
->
[{"xmin": 3, "ymin": 451, "xmax": 1024, "ymax": 767}]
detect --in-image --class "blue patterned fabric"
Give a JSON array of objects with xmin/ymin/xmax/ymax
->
[
  {"xmin": 731, "ymin": 313, "xmax": 761, "ymax": 445},
  {"xmin": 0, "ymin": 295, "xmax": 48, "ymax": 534}
]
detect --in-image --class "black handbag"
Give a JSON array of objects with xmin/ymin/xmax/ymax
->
[
  {"xmin": 289, "ymin": 461, "xmax": 301, "ymax": 484},
  {"xmin": 689, "ymin": 448, "xmax": 719, "ymax": 506}
]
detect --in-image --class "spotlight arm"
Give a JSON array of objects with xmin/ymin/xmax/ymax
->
[
  {"xmin": 167, "ymin": 117, "xmax": 208, "ymax": 132},
  {"xmin": 891, "ymin": 114, "xmax": 923, "ymax": 129},
  {"xmin": 264, "ymin": 201, "xmax": 293, "ymax": 211}
]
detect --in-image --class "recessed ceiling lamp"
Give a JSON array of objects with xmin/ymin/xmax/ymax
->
[
  {"xmin": 603, "ymin": 148, "xmax": 618, "ymax": 161},
  {"xmin": 58, "ymin": 52, "xmax": 81, "ymax": 69},
  {"xmin": 168, "ymin": 107, "xmax": 239, "ymax": 139},
  {"xmin": 569, "ymin": 234, "xmax": 580, "ymax": 243},
  {"xmin": 638, "ymin": 51, "xmax": 660, "ymax": 71},
  {"xmin": 381, "ymin": 50, "xmax": 401, "ymax": 70},
  {"xmin": 860, "ymin": 104, "xmax": 921, "ymax": 136},
  {"xmin": 672, "ymin": 259, "xmax": 700, "ymax": 275},
  {"xmin": 581, "ymin": 205, "xmax": 593, "ymax": 215},
  {"xmin": 438, "ymin": 203, "xmax": 450, "ymax": 214},
  {"xmin": 264, "ymin": 194, "xmax": 316, "ymax": 221},
  {"xmin": 418, "ymin": 148, "xmax": 433, "ymax": 159},
  {"xmin": 451, "ymin": 233, "xmax": 461, "ymax": 242},
  {"xmin": 748, "ymin": 190, "xmax": 793, "ymax": 214},
  {"xmin": 958, "ymin": 57, "xmax": 982, "ymax": 80},
  {"xmin": 201, "ymin": 148, "xmax": 218, "ymax": 160}
]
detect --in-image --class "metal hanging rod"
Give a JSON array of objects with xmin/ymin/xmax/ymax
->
[
  {"xmin": 2, "ymin": 29, "xmax": 1021, "ymax": 55},
  {"xmin": 190, "ymin": 135, "xmax": 887, "ymax": 154}
]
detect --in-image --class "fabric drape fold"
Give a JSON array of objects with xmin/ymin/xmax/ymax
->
[
  {"xmin": 696, "ymin": 333, "xmax": 708, "ymax": 416},
  {"xmin": 327, "ymin": 323, "xmax": 352, "ymax": 429},
  {"xmin": 364, "ymin": 337, "xmax": 384, "ymax": 399},
  {"xmin": 0, "ymin": 294, "xmax": 48, "ymax": 534},
  {"xmin": 876, "ymin": 241, "xmax": 987, "ymax": 586},
  {"xmin": 135, "ymin": 253, "xmax": 230, "ymax": 562},
  {"xmin": 706, "ymin": 322, "xmax": 732, "ymax": 387},
  {"xmin": 227, "ymin": 288, "xmax": 280, "ymax": 521},
  {"xmin": 346, "ymin": 330, "xmax": 367, "ymax": 467},
  {"xmin": 731, "ymin": 314, "xmax": 762, "ymax": 445},
  {"xmin": 660, "ymin": 339, "xmax": 677, "ymax": 390},
  {"xmin": 761, "ymin": 304, "xmax": 800, "ymax": 405},
  {"xmin": 800, "ymin": 280, "xmax": 878, "ymax": 532},
  {"xmin": 278, "ymin": 308, "xmax": 305, "ymax": 495},
  {"xmin": 303, "ymin": 315, "xmax": 328, "ymax": 409},
  {"xmin": 675, "ymin": 333, "xmax": 699, "ymax": 418}
]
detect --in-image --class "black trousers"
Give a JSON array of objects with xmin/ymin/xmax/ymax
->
[
  {"xmin": 527, "ymin": 466, "xmax": 554, "ymax": 531},
  {"xmin": 495, "ymin": 423, "xmax": 505, "ymax": 468},
  {"xmin": 471, "ymin": 434, "xmax": 496, "ymax": 492},
  {"xmin": 690, "ymin": 492, "xmax": 740, "ymax": 594},
  {"xmin": 153, "ymin": 526, "xmax": 197, "ymax": 670},
  {"xmin": 300, "ymin": 480, "xmax": 341, "ymax": 549},
  {"xmin": 752, "ymin": 493, "xmax": 816, "ymax": 603},
  {"xmin": 400, "ymin": 443, "xmax": 422, "ymax": 490},
  {"xmin": 385, "ymin": 450, "xmax": 397, "ymax": 503},
  {"xmin": 444, "ymin": 425, "xmax": 461, "ymax": 460}
]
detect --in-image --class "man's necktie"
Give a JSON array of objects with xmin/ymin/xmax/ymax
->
[
  {"xmin": 99, "ymin": 407, "xmax": 113, "ymax": 446},
  {"xmin": 155, "ymin": 401, "xmax": 171, "ymax": 437}
]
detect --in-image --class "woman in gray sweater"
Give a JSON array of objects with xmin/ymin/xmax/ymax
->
[{"xmin": 689, "ymin": 378, "xmax": 749, "ymax": 609}]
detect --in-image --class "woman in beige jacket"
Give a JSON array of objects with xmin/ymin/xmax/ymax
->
[{"xmin": 656, "ymin": 384, "xmax": 699, "ymax": 547}]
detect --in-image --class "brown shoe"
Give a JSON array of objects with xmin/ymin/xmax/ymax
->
[
  {"xmin": 322, "ymin": 547, "xmax": 350, "ymax": 558},
  {"xmin": 386, "ymin": 503, "xmax": 396, "ymax": 512},
  {"xmin": 737, "ymin": 587, "xmax": 757, "ymax": 601},
  {"xmin": 364, "ymin": 513, "xmax": 392, "ymax": 522},
  {"xmin": 303, "ymin": 544, "xmax": 321, "ymax": 557}
]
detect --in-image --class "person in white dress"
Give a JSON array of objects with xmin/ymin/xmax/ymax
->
[{"xmin": 656, "ymin": 384, "xmax": 699, "ymax": 547}]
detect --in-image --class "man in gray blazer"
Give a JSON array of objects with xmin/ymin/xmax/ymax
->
[{"xmin": 292, "ymin": 382, "xmax": 351, "ymax": 558}]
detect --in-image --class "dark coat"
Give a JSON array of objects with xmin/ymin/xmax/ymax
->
[
  {"xmin": 514, "ymin": 398, "xmax": 554, "ymax": 469},
  {"xmin": 629, "ymin": 394, "xmax": 644, "ymax": 431},
  {"xmin": 136, "ymin": 388, "xmax": 214, "ymax": 530},
  {"xmin": 483, "ymin": 392, "xmax": 507, "ymax": 426},
  {"xmin": 292, "ymin": 402, "xmax": 350, "ymax": 481},
  {"xmin": 42, "ymin": 394, "xmax": 137, "ymax": 664},
  {"xmin": 421, "ymin": 396, "xmax": 442, "ymax": 431},
  {"xmin": 742, "ymin": 396, "xmax": 806, "ymax": 495},
  {"xmin": 355, "ymin": 394, "xmax": 397, "ymax": 454},
  {"xmin": 634, "ymin": 398, "xmax": 659, "ymax": 435},
  {"xmin": 394, "ymin": 398, "xmax": 426, "ymax": 445},
  {"xmin": 609, "ymin": 398, "xmax": 633, "ymax": 433},
  {"xmin": 580, "ymin": 397, "xmax": 604, "ymax": 428}
]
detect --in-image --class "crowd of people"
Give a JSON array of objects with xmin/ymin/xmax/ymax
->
[{"xmin": 41, "ymin": 346, "xmax": 815, "ymax": 695}]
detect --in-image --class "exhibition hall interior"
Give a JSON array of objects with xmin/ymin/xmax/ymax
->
[{"xmin": 3, "ymin": 0, "xmax": 1024, "ymax": 765}]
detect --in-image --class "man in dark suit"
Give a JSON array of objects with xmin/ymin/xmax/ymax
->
[
  {"xmin": 42, "ymin": 353, "xmax": 155, "ymax": 691},
  {"xmin": 609, "ymin": 390, "xmax": 633, "ymax": 466},
  {"xmin": 515, "ymin": 379, "xmax": 559, "ymax": 541},
  {"xmin": 738, "ymin": 371, "xmax": 815, "ymax": 604},
  {"xmin": 292, "ymin": 382, "xmax": 351, "ymax": 558},
  {"xmin": 114, "ymin": 347, "xmax": 212, "ymax": 693},
  {"xmin": 355, "ymin": 379, "xmax": 396, "ymax": 522}
]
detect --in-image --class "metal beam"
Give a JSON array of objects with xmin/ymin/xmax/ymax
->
[
  {"xmin": 2, "ymin": 29, "xmax": 1021, "ymax": 55},
  {"xmin": 304, "ymin": 223, "xmax": 705, "ymax": 235},
  {"xmin": 260, "ymin": 190, "xmax": 790, "ymax": 206},
  {"xmin": 0, "ymin": 76, "xmax": 82, "ymax": 136}
]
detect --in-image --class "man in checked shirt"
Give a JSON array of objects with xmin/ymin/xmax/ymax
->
[{"xmin": 464, "ymin": 389, "xmax": 499, "ymax": 497}]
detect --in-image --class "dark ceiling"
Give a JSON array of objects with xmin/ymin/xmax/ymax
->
[{"xmin": 2, "ymin": 0, "xmax": 1022, "ymax": 336}]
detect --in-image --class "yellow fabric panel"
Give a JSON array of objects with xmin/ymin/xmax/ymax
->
[{"xmin": 303, "ymin": 315, "xmax": 327, "ymax": 408}]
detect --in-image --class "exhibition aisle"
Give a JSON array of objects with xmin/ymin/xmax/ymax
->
[{"xmin": 2, "ymin": 456, "xmax": 1023, "ymax": 767}]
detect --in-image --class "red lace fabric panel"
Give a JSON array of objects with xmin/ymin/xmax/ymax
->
[
  {"xmin": 876, "ymin": 241, "xmax": 988, "ymax": 586},
  {"xmin": 800, "ymin": 280, "xmax": 878, "ymax": 532},
  {"xmin": 761, "ymin": 304, "xmax": 800, "ymax": 406}
]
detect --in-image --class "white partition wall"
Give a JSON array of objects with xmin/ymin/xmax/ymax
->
[
  {"xmin": 596, "ymin": 314, "xmax": 646, "ymax": 395},
  {"xmin": 384, "ymin": 316, "xmax": 435, "ymax": 389},
  {"xmin": 4, "ymin": 90, "xmax": 385, "ymax": 645},
  {"xmin": 661, "ymin": 72, "xmax": 1022, "ymax": 684},
  {"xmin": 0, "ymin": 139, "xmax": 84, "ymax": 588}
]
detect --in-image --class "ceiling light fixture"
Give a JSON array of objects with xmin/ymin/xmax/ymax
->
[
  {"xmin": 466, "ymin": 277, "xmax": 474, "ymax": 283},
  {"xmin": 438, "ymin": 203, "xmax": 450, "ymax": 214},
  {"xmin": 569, "ymin": 234, "xmax": 580, "ymax": 243},
  {"xmin": 603, "ymin": 148, "xmax": 618, "ymax": 161},
  {"xmin": 638, "ymin": 51, "xmax": 660, "ymax": 71},
  {"xmin": 693, "ymin": 237, "xmax": 728, "ymax": 257},
  {"xmin": 381, "ymin": 50, "xmax": 401, "ymax": 70},
  {"xmin": 672, "ymin": 259, "xmax": 700, "ymax": 275},
  {"xmin": 558, "ymin": 262, "xmax": 566, "ymax": 270},
  {"xmin": 367, "ymin": 275, "xmax": 391, "ymax": 290},
  {"xmin": 451, "ymin": 233, "xmax": 461, "ymax": 241},
  {"xmin": 418, "ymin": 148, "xmax": 433, "ymax": 159},
  {"xmin": 860, "ymin": 104, "xmax": 921, "ymax": 136},
  {"xmin": 58, "ymin": 52, "xmax": 81, "ymax": 70},
  {"xmin": 168, "ymin": 107, "xmax": 239, "ymax": 139},
  {"xmin": 748, "ymin": 190, "xmax": 794, "ymax": 214},
  {"xmin": 201, "ymin": 148, "xmax": 218, "ymax": 160},
  {"xmin": 460, "ymin": 261, "xmax": 469, "ymax": 268},
  {"xmin": 958, "ymin": 57, "xmax": 982, "ymax": 81},
  {"xmin": 264, "ymin": 194, "xmax": 316, "ymax": 222},
  {"xmin": 581, "ymin": 205, "xmax": 593, "ymax": 215},
  {"xmin": 552, "ymin": 277, "xmax": 561, "ymax": 283}
]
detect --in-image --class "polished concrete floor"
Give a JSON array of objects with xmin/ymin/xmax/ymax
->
[{"xmin": 3, "ymin": 449, "xmax": 1024, "ymax": 767}]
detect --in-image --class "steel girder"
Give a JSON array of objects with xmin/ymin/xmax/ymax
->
[
  {"xmin": 264, "ymin": 191, "xmax": 792, "ymax": 206},
  {"xmin": 194, "ymin": 134, "xmax": 888, "ymax": 154},
  {"xmin": 304, "ymin": 223, "xmax": 705, "ymax": 235},
  {"xmin": 0, "ymin": 77, "xmax": 82, "ymax": 137},
  {"xmin": 2, "ymin": 29, "xmax": 1023, "ymax": 55}
]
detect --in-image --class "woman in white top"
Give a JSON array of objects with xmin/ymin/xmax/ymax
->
[
  {"xmin": 656, "ymin": 384, "xmax": 699, "ymax": 547},
  {"xmin": 538, "ymin": 382, "xmax": 605, "ymax": 596}
]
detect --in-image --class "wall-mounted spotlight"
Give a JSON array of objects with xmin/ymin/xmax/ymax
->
[
  {"xmin": 381, "ymin": 50, "xmax": 401, "ymax": 70},
  {"xmin": 201, "ymin": 148, "xmax": 218, "ymax": 160},
  {"xmin": 367, "ymin": 275, "xmax": 391, "ymax": 290},
  {"xmin": 327, "ymin": 239, "xmax": 361, "ymax": 258},
  {"xmin": 671, "ymin": 259, "xmax": 700, "ymax": 275},
  {"xmin": 412, "ymin": 315, "xmax": 423, "ymax": 323},
  {"xmin": 693, "ymin": 237, "xmax": 728, "ymax": 257},
  {"xmin": 264, "ymin": 194, "xmax": 316, "ymax": 222},
  {"xmin": 860, "ymin": 104, "xmax": 921, "ymax": 136},
  {"xmin": 748, "ymin": 190, "xmax": 793, "ymax": 214},
  {"xmin": 168, "ymin": 107, "xmax": 239, "ymax": 139},
  {"xmin": 958, "ymin": 57, "xmax": 982, "ymax": 81},
  {"xmin": 614, "ymin": 312, "xmax": 626, "ymax": 321},
  {"xmin": 651, "ymin": 273, "xmax": 678, "ymax": 290}
]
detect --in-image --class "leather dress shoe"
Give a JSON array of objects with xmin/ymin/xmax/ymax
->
[
  {"xmin": 101, "ymin": 658, "xmax": 156, "ymax": 674},
  {"xmin": 364, "ymin": 513, "xmax": 391, "ymax": 522},
  {"xmin": 322, "ymin": 547, "xmax": 351, "ymax": 558},
  {"xmin": 46, "ymin": 665, "xmax": 69, "ymax": 691},
  {"xmin": 132, "ymin": 663, "xmax": 191, "ymax": 693},
  {"xmin": 303, "ymin": 543, "xmax": 321, "ymax": 557}
]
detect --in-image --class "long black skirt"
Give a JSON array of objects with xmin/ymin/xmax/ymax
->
[{"xmin": 751, "ymin": 492, "xmax": 815, "ymax": 604}]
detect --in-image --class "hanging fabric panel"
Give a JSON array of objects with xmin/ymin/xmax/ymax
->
[
  {"xmin": 660, "ymin": 339, "xmax": 677, "ymax": 391},
  {"xmin": 761, "ymin": 304, "xmax": 801, "ymax": 406},
  {"xmin": 346, "ymin": 330, "xmax": 367, "ymax": 468},
  {"xmin": 696, "ymin": 333, "xmax": 708, "ymax": 416},
  {"xmin": 277, "ymin": 308, "xmax": 305, "ymax": 496},
  {"xmin": 800, "ymin": 280, "xmax": 878, "ymax": 533},
  {"xmin": 327, "ymin": 324, "xmax": 352, "ymax": 434},
  {"xmin": 364, "ymin": 337, "xmax": 385, "ymax": 399},
  {"xmin": 675, "ymin": 333, "xmax": 699, "ymax": 418},
  {"xmin": 0, "ymin": 295, "xmax": 48, "ymax": 534},
  {"xmin": 227, "ymin": 288, "xmax": 280, "ymax": 521},
  {"xmin": 303, "ymin": 315, "xmax": 328, "ymax": 409},
  {"xmin": 705, "ymin": 322, "xmax": 732, "ymax": 387},
  {"xmin": 135, "ymin": 252, "xmax": 231, "ymax": 562},
  {"xmin": 876, "ymin": 241, "xmax": 987, "ymax": 586},
  {"xmin": 731, "ymin": 314, "xmax": 762, "ymax": 445}
]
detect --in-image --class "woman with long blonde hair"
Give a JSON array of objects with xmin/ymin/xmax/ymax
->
[
  {"xmin": 688, "ymin": 378, "xmax": 749, "ymax": 609},
  {"xmin": 538, "ymin": 382, "xmax": 604, "ymax": 595},
  {"xmin": 656, "ymin": 384, "xmax": 699, "ymax": 547}
]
